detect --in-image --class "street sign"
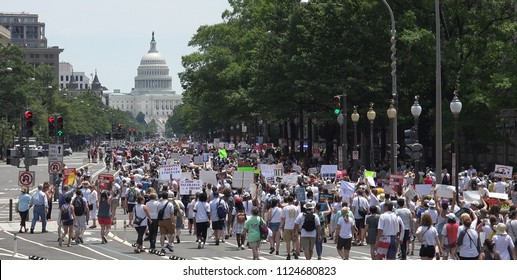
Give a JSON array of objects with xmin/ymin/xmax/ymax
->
[
  {"xmin": 49, "ymin": 161, "xmax": 62, "ymax": 174},
  {"xmin": 352, "ymin": 151, "xmax": 359, "ymax": 160},
  {"xmin": 19, "ymin": 171, "xmax": 35, "ymax": 187},
  {"xmin": 49, "ymin": 144, "xmax": 64, "ymax": 162}
]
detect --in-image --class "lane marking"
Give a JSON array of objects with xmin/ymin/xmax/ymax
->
[{"xmin": 0, "ymin": 247, "xmax": 28, "ymax": 259}]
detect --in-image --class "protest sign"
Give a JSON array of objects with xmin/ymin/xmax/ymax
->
[
  {"xmin": 389, "ymin": 173, "xmax": 404, "ymax": 194},
  {"xmin": 435, "ymin": 184, "xmax": 455, "ymax": 198},
  {"xmin": 415, "ymin": 184, "xmax": 432, "ymax": 196},
  {"xmin": 488, "ymin": 192, "xmax": 508, "ymax": 200},
  {"xmin": 463, "ymin": 191, "xmax": 481, "ymax": 203},
  {"xmin": 494, "ymin": 164, "xmax": 513, "ymax": 179},
  {"xmin": 179, "ymin": 180, "xmax": 202, "ymax": 195},
  {"xmin": 321, "ymin": 165, "xmax": 338, "ymax": 181},
  {"xmin": 98, "ymin": 173, "xmax": 114, "ymax": 191},
  {"xmin": 159, "ymin": 165, "xmax": 181, "ymax": 181},
  {"xmin": 199, "ymin": 170, "xmax": 218, "ymax": 186},
  {"xmin": 232, "ymin": 171, "xmax": 255, "ymax": 189}
]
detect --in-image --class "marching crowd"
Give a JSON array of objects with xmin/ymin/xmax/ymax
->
[{"xmin": 17, "ymin": 140, "xmax": 517, "ymax": 260}]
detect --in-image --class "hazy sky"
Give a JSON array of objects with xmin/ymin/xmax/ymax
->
[{"xmin": 2, "ymin": 0, "xmax": 231, "ymax": 94}]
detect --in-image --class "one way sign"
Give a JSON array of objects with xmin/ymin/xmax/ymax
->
[{"xmin": 49, "ymin": 144, "xmax": 63, "ymax": 162}]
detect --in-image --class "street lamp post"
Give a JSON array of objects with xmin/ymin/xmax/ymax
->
[
  {"xmin": 387, "ymin": 99, "xmax": 397, "ymax": 173},
  {"xmin": 450, "ymin": 91, "xmax": 462, "ymax": 203},
  {"xmin": 337, "ymin": 113, "xmax": 344, "ymax": 170},
  {"xmin": 367, "ymin": 103, "xmax": 376, "ymax": 170},
  {"xmin": 435, "ymin": 0, "xmax": 443, "ymax": 184},
  {"xmin": 411, "ymin": 96, "xmax": 422, "ymax": 183},
  {"xmin": 351, "ymin": 106, "xmax": 360, "ymax": 180}
]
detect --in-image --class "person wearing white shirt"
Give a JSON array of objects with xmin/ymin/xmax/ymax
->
[
  {"xmin": 493, "ymin": 177, "xmax": 508, "ymax": 194},
  {"xmin": 146, "ymin": 193, "xmax": 160, "ymax": 249},
  {"xmin": 335, "ymin": 207, "xmax": 356, "ymax": 260},
  {"xmin": 457, "ymin": 213, "xmax": 480, "ymax": 260},
  {"xmin": 294, "ymin": 201, "xmax": 321, "ymax": 260},
  {"xmin": 375, "ymin": 202, "xmax": 402, "ymax": 260},
  {"xmin": 416, "ymin": 213, "xmax": 442, "ymax": 260},
  {"xmin": 351, "ymin": 189, "xmax": 370, "ymax": 245},
  {"xmin": 209, "ymin": 193, "xmax": 227, "ymax": 246},
  {"xmin": 281, "ymin": 196, "xmax": 300, "ymax": 260},
  {"xmin": 30, "ymin": 184, "xmax": 49, "ymax": 233},
  {"xmin": 194, "ymin": 192, "xmax": 211, "ymax": 249},
  {"xmin": 492, "ymin": 223, "xmax": 515, "ymax": 260},
  {"xmin": 87, "ymin": 185, "xmax": 98, "ymax": 229}
]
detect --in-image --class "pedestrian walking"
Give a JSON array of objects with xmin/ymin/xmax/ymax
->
[
  {"xmin": 266, "ymin": 198, "xmax": 282, "ymax": 255},
  {"xmin": 59, "ymin": 196, "xmax": 74, "ymax": 247},
  {"xmin": 194, "ymin": 192, "xmax": 211, "ymax": 249},
  {"xmin": 232, "ymin": 197, "xmax": 247, "ymax": 250},
  {"xmin": 30, "ymin": 184, "xmax": 48, "ymax": 234},
  {"xmin": 17, "ymin": 187, "xmax": 31, "ymax": 233},
  {"xmin": 280, "ymin": 196, "xmax": 300, "ymax": 260},
  {"xmin": 157, "ymin": 192, "xmax": 175, "ymax": 255},
  {"xmin": 335, "ymin": 207, "xmax": 356, "ymax": 260},
  {"xmin": 365, "ymin": 205, "xmax": 380, "ymax": 259},
  {"xmin": 72, "ymin": 190, "xmax": 89, "ymax": 244},
  {"xmin": 133, "ymin": 195, "xmax": 152, "ymax": 253},
  {"xmin": 375, "ymin": 201, "xmax": 402, "ymax": 260},
  {"xmin": 315, "ymin": 200, "xmax": 331, "ymax": 260},
  {"xmin": 294, "ymin": 201, "xmax": 321, "ymax": 260},
  {"xmin": 146, "ymin": 192, "xmax": 159, "ymax": 249},
  {"xmin": 457, "ymin": 213, "xmax": 480, "ymax": 260},
  {"xmin": 415, "ymin": 213, "xmax": 442, "ymax": 260},
  {"xmin": 243, "ymin": 206, "xmax": 262, "ymax": 260},
  {"xmin": 43, "ymin": 182, "xmax": 54, "ymax": 221},
  {"xmin": 492, "ymin": 223, "xmax": 515, "ymax": 260},
  {"xmin": 88, "ymin": 184, "xmax": 98, "ymax": 229},
  {"xmin": 97, "ymin": 190, "xmax": 112, "ymax": 244},
  {"xmin": 440, "ymin": 212, "xmax": 459, "ymax": 260}
]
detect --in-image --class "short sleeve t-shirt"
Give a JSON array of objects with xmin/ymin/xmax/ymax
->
[
  {"xmin": 337, "ymin": 216, "xmax": 355, "ymax": 239},
  {"xmin": 281, "ymin": 204, "xmax": 300, "ymax": 230},
  {"xmin": 244, "ymin": 216, "xmax": 261, "ymax": 243},
  {"xmin": 295, "ymin": 212, "xmax": 320, "ymax": 238}
]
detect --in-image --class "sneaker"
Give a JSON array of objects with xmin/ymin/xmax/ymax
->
[
  {"xmin": 41, "ymin": 230, "xmax": 48, "ymax": 233},
  {"xmin": 30, "ymin": 229, "xmax": 34, "ymax": 234},
  {"xmin": 240, "ymin": 246, "xmax": 245, "ymax": 250},
  {"xmin": 276, "ymin": 251, "xmax": 279, "ymax": 255},
  {"xmin": 225, "ymin": 235, "xmax": 229, "ymax": 240},
  {"xmin": 166, "ymin": 244, "xmax": 174, "ymax": 252},
  {"xmin": 318, "ymin": 256, "xmax": 321, "ymax": 260},
  {"xmin": 269, "ymin": 247, "xmax": 275, "ymax": 254},
  {"xmin": 215, "ymin": 240, "xmax": 219, "ymax": 246},
  {"xmin": 198, "ymin": 241, "xmax": 202, "ymax": 249},
  {"xmin": 221, "ymin": 239, "xmax": 225, "ymax": 243},
  {"xmin": 75, "ymin": 239, "xmax": 80, "ymax": 245},
  {"xmin": 160, "ymin": 249, "xmax": 166, "ymax": 256},
  {"xmin": 102, "ymin": 236, "xmax": 108, "ymax": 244},
  {"xmin": 286, "ymin": 254, "xmax": 291, "ymax": 260},
  {"xmin": 79, "ymin": 237, "xmax": 84, "ymax": 244},
  {"xmin": 293, "ymin": 252, "xmax": 299, "ymax": 260},
  {"xmin": 176, "ymin": 236, "xmax": 180, "ymax": 243}
]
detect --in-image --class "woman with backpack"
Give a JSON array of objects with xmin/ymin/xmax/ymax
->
[
  {"xmin": 59, "ymin": 196, "xmax": 75, "ymax": 247},
  {"xmin": 266, "ymin": 198, "xmax": 283, "ymax": 255},
  {"xmin": 97, "ymin": 190, "xmax": 112, "ymax": 244},
  {"xmin": 232, "ymin": 197, "xmax": 247, "ymax": 250}
]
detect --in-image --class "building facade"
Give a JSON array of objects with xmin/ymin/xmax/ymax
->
[
  {"xmin": 0, "ymin": 13, "xmax": 63, "ymax": 81},
  {"xmin": 108, "ymin": 33, "xmax": 182, "ymax": 131}
]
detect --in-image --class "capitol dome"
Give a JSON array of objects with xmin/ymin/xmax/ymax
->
[{"xmin": 134, "ymin": 32, "xmax": 173, "ymax": 92}]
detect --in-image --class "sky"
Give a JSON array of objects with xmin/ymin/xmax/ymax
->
[{"xmin": 2, "ymin": 0, "xmax": 231, "ymax": 94}]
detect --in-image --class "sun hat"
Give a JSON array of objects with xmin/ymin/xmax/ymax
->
[
  {"xmin": 494, "ymin": 223, "xmax": 507, "ymax": 235},
  {"xmin": 304, "ymin": 201, "xmax": 315, "ymax": 210},
  {"xmin": 428, "ymin": 200, "xmax": 436, "ymax": 208},
  {"xmin": 446, "ymin": 213, "xmax": 456, "ymax": 220}
]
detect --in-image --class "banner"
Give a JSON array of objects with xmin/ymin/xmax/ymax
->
[
  {"xmin": 159, "ymin": 165, "xmax": 181, "ymax": 181},
  {"xmin": 179, "ymin": 180, "xmax": 203, "ymax": 195},
  {"xmin": 320, "ymin": 165, "xmax": 338, "ymax": 181},
  {"xmin": 180, "ymin": 155, "xmax": 191, "ymax": 166},
  {"xmin": 435, "ymin": 184, "xmax": 455, "ymax": 198},
  {"xmin": 237, "ymin": 166, "xmax": 254, "ymax": 172},
  {"xmin": 340, "ymin": 181, "xmax": 355, "ymax": 202},
  {"xmin": 63, "ymin": 168, "xmax": 76, "ymax": 186},
  {"xmin": 193, "ymin": 155, "xmax": 203, "ymax": 165},
  {"xmin": 218, "ymin": 148, "xmax": 227, "ymax": 159},
  {"xmin": 494, "ymin": 164, "xmax": 513, "ymax": 179},
  {"xmin": 199, "ymin": 170, "xmax": 218, "ymax": 186},
  {"xmin": 281, "ymin": 174, "xmax": 298, "ymax": 185},
  {"xmin": 488, "ymin": 192, "xmax": 509, "ymax": 200},
  {"xmin": 415, "ymin": 184, "xmax": 432, "ymax": 196},
  {"xmin": 98, "ymin": 173, "xmax": 114, "ymax": 191},
  {"xmin": 260, "ymin": 164, "xmax": 275, "ymax": 178},
  {"xmin": 318, "ymin": 193, "xmax": 334, "ymax": 211},
  {"xmin": 232, "ymin": 171, "xmax": 255, "ymax": 189},
  {"xmin": 463, "ymin": 191, "xmax": 481, "ymax": 203}
]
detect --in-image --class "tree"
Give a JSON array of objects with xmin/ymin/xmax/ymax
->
[{"xmin": 136, "ymin": 112, "xmax": 146, "ymax": 124}]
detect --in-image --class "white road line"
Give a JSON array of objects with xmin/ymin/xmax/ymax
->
[
  {"xmin": 0, "ymin": 247, "xmax": 28, "ymax": 259},
  {"xmin": 77, "ymin": 243, "xmax": 118, "ymax": 260}
]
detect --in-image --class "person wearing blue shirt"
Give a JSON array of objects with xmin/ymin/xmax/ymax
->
[
  {"xmin": 30, "ymin": 184, "xmax": 49, "ymax": 234},
  {"xmin": 18, "ymin": 187, "xmax": 32, "ymax": 233}
]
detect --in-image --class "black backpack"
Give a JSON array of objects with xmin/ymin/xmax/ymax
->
[
  {"xmin": 157, "ymin": 201, "xmax": 169, "ymax": 220},
  {"xmin": 302, "ymin": 212, "xmax": 316, "ymax": 231},
  {"xmin": 73, "ymin": 197, "xmax": 85, "ymax": 216},
  {"xmin": 61, "ymin": 205, "xmax": 72, "ymax": 221}
]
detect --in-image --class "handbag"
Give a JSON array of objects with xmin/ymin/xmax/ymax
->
[
  {"xmin": 134, "ymin": 211, "xmax": 146, "ymax": 226},
  {"xmin": 259, "ymin": 218, "xmax": 268, "ymax": 240}
]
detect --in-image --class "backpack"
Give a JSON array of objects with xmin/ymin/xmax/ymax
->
[
  {"xmin": 356, "ymin": 198, "xmax": 368, "ymax": 217},
  {"xmin": 61, "ymin": 205, "xmax": 72, "ymax": 221},
  {"xmin": 157, "ymin": 201, "xmax": 169, "ymax": 220},
  {"xmin": 127, "ymin": 187, "xmax": 137, "ymax": 203},
  {"xmin": 302, "ymin": 212, "xmax": 316, "ymax": 232},
  {"xmin": 236, "ymin": 211, "xmax": 247, "ymax": 224},
  {"xmin": 73, "ymin": 197, "xmax": 85, "ymax": 216},
  {"xmin": 216, "ymin": 198, "xmax": 228, "ymax": 220},
  {"xmin": 259, "ymin": 218, "xmax": 268, "ymax": 240}
]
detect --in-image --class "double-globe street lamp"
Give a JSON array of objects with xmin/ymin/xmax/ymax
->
[
  {"xmin": 351, "ymin": 106, "xmax": 360, "ymax": 180},
  {"xmin": 410, "ymin": 96, "xmax": 422, "ymax": 183},
  {"xmin": 367, "ymin": 103, "xmax": 376, "ymax": 170},
  {"xmin": 449, "ymin": 91, "xmax": 462, "ymax": 203},
  {"xmin": 387, "ymin": 100, "xmax": 397, "ymax": 173}
]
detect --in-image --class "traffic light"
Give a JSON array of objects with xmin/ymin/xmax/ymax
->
[
  {"xmin": 48, "ymin": 115, "xmax": 56, "ymax": 136},
  {"xmin": 56, "ymin": 115, "xmax": 64, "ymax": 136},
  {"xmin": 404, "ymin": 127, "xmax": 417, "ymax": 146},
  {"xmin": 406, "ymin": 143, "xmax": 423, "ymax": 161},
  {"xmin": 333, "ymin": 96, "xmax": 341, "ymax": 115},
  {"xmin": 23, "ymin": 111, "xmax": 34, "ymax": 137},
  {"xmin": 105, "ymin": 132, "xmax": 111, "ymax": 140}
]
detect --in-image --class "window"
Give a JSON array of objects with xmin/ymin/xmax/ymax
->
[
  {"xmin": 80, "ymin": 76, "xmax": 83, "ymax": 82},
  {"xmin": 60, "ymin": 75, "xmax": 63, "ymax": 81},
  {"xmin": 66, "ymin": 76, "xmax": 69, "ymax": 81}
]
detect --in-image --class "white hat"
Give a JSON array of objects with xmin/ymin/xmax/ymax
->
[
  {"xmin": 304, "ymin": 201, "xmax": 315, "ymax": 210},
  {"xmin": 495, "ymin": 223, "xmax": 507, "ymax": 235},
  {"xmin": 446, "ymin": 213, "xmax": 456, "ymax": 220},
  {"xmin": 428, "ymin": 200, "xmax": 436, "ymax": 208}
]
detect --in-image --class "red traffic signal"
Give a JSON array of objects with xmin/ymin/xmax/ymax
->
[
  {"xmin": 24, "ymin": 110, "xmax": 34, "ymax": 137},
  {"xmin": 48, "ymin": 116, "xmax": 55, "ymax": 123},
  {"xmin": 25, "ymin": 111, "xmax": 33, "ymax": 119}
]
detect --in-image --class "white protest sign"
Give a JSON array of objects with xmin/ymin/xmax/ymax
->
[
  {"xmin": 159, "ymin": 165, "xmax": 181, "ymax": 181},
  {"xmin": 166, "ymin": 158, "xmax": 178, "ymax": 165},
  {"xmin": 463, "ymin": 191, "xmax": 481, "ymax": 203},
  {"xmin": 292, "ymin": 165, "xmax": 302, "ymax": 173},
  {"xmin": 170, "ymin": 153, "xmax": 181, "ymax": 160},
  {"xmin": 435, "ymin": 184, "xmax": 455, "ymax": 198},
  {"xmin": 232, "ymin": 171, "xmax": 255, "ymax": 189},
  {"xmin": 494, "ymin": 164, "xmax": 513, "ymax": 179},
  {"xmin": 281, "ymin": 174, "xmax": 298, "ymax": 185},
  {"xmin": 308, "ymin": 167, "xmax": 319, "ymax": 175},
  {"xmin": 260, "ymin": 164, "xmax": 275, "ymax": 178},
  {"xmin": 384, "ymin": 185, "xmax": 395, "ymax": 196},
  {"xmin": 488, "ymin": 192, "xmax": 509, "ymax": 200},
  {"xmin": 181, "ymin": 172, "xmax": 193, "ymax": 180},
  {"xmin": 202, "ymin": 153, "xmax": 210, "ymax": 162},
  {"xmin": 179, "ymin": 180, "xmax": 203, "ymax": 195},
  {"xmin": 367, "ymin": 177, "xmax": 376, "ymax": 188},
  {"xmin": 180, "ymin": 155, "xmax": 191, "ymax": 166},
  {"xmin": 340, "ymin": 181, "xmax": 355, "ymax": 201},
  {"xmin": 404, "ymin": 186, "xmax": 418, "ymax": 200},
  {"xmin": 199, "ymin": 170, "xmax": 218, "ymax": 186},
  {"xmin": 320, "ymin": 165, "xmax": 338, "ymax": 180},
  {"xmin": 415, "ymin": 184, "xmax": 432, "ymax": 196},
  {"xmin": 193, "ymin": 155, "xmax": 203, "ymax": 165}
]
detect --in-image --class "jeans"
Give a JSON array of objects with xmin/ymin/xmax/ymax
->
[
  {"xmin": 19, "ymin": 210, "xmax": 29, "ymax": 228},
  {"xmin": 148, "ymin": 219, "xmax": 159, "ymax": 248},
  {"xmin": 400, "ymin": 229, "xmax": 410, "ymax": 259},
  {"xmin": 31, "ymin": 205, "xmax": 46, "ymax": 230},
  {"xmin": 135, "ymin": 226, "xmax": 147, "ymax": 246},
  {"xmin": 386, "ymin": 235, "xmax": 398, "ymax": 260},
  {"xmin": 196, "ymin": 221, "xmax": 209, "ymax": 243},
  {"xmin": 315, "ymin": 237, "xmax": 323, "ymax": 257},
  {"xmin": 46, "ymin": 199, "xmax": 52, "ymax": 220}
]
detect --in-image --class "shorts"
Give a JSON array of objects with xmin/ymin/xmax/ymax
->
[
  {"xmin": 248, "ymin": 241, "xmax": 260, "ymax": 248},
  {"xmin": 110, "ymin": 199, "xmax": 119, "ymax": 210},
  {"xmin": 176, "ymin": 215, "xmax": 184, "ymax": 229},
  {"xmin": 268, "ymin": 222, "xmax": 280, "ymax": 232},
  {"xmin": 337, "ymin": 236, "xmax": 352, "ymax": 250},
  {"xmin": 212, "ymin": 220, "xmax": 224, "ymax": 230},
  {"xmin": 127, "ymin": 203, "xmax": 136, "ymax": 213},
  {"xmin": 74, "ymin": 215, "xmax": 87, "ymax": 230},
  {"xmin": 443, "ymin": 242, "xmax": 457, "ymax": 249},
  {"xmin": 283, "ymin": 229, "xmax": 297, "ymax": 243},
  {"xmin": 188, "ymin": 218, "xmax": 194, "ymax": 224},
  {"xmin": 98, "ymin": 217, "xmax": 112, "ymax": 225},
  {"xmin": 63, "ymin": 219, "xmax": 74, "ymax": 226},
  {"xmin": 355, "ymin": 218, "xmax": 365, "ymax": 228},
  {"xmin": 419, "ymin": 245, "xmax": 436, "ymax": 258},
  {"xmin": 159, "ymin": 220, "xmax": 175, "ymax": 235},
  {"xmin": 300, "ymin": 237, "xmax": 316, "ymax": 250}
]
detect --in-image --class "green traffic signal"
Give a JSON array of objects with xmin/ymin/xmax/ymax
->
[
  {"xmin": 57, "ymin": 130, "xmax": 63, "ymax": 136},
  {"xmin": 334, "ymin": 108, "xmax": 341, "ymax": 115}
]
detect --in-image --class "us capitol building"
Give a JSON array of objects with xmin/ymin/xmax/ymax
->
[{"xmin": 108, "ymin": 32, "xmax": 182, "ymax": 131}]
